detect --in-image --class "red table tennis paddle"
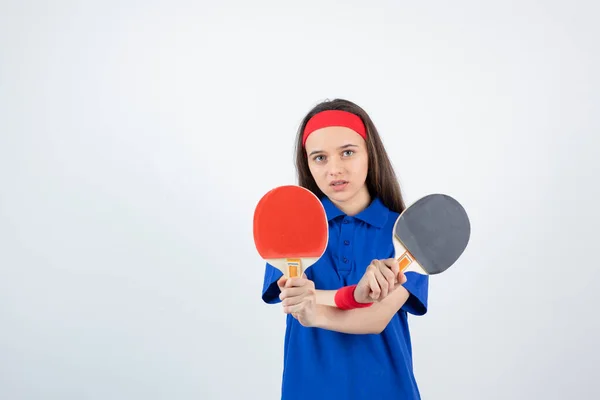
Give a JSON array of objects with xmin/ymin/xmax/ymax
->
[
  {"xmin": 253, "ymin": 185, "xmax": 329, "ymax": 278},
  {"xmin": 393, "ymin": 193, "xmax": 471, "ymax": 276}
]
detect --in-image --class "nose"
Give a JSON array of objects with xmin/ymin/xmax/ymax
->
[{"xmin": 328, "ymin": 157, "xmax": 344, "ymax": 176}]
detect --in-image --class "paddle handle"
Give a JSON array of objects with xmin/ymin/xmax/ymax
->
[
  {"xmin": 286, "ymin": 258, "xmax": 303, "ymax": 278},
  {"xmin": 397, "ymin": 251, "xmax": 414, "ymax": 272}
]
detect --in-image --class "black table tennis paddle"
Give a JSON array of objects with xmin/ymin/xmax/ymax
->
[{"xmin": 393, "ymin": 193, "xmax": 471, "ymax": 276}]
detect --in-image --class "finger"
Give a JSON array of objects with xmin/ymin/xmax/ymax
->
[
  {"xmin": 385, "ymin": 258, "xmax": 400, "ymax": 281},
  {"xmin": 280, "ymin": 286, "xmax": 309, "ymax": 300},
  {"xmin": 379, "ymin": 258, "xmax": 399, "ymax": 286},
  {"xmin": 399, "ymin": 271, "xmax": 407, "ymax": 284},
  {"xmin": 277, "ymin": 275, "xmax": 287, "ymax": 289},
  {"xmin": 377, "ymin": 260, "xmax": 396, "ymax": 291},
  {"xmin": 372, "ymin": 265, "xmax": 390, "ymax": 298},
  {"xmin": 367, "ymin": 269, "xmax": 381, "ymax": 300},
  {"xmin": 285, "ymin": 277, "xmax": 308, "ymax": 288},
  {"xmin": 284, "ymin": 299, "xmax": 310, "ymax": 314},
  {"xmin": 281, "ymin": 291, "xmax": 307, "ymax": 307},
  {"xmin": 282, "ymin": 297, "xmax": 304, "ymax": 308}
]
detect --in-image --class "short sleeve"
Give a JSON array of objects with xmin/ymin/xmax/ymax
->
[
  {"xmin": 261, "ymin": 262, "xmax": 283, "ymax": 304},
  {"xmin": 400, "ymin": 272, "xmax": 429, "ymax": 316}
]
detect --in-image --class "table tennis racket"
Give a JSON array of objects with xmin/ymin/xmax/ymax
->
[
  {"xmin": 393, "ymin": 193, "xmax": 470, "ymax": 276},
  {"xmin": 253, "ymin": 185, "xmax": 329, "ymax": 278}
]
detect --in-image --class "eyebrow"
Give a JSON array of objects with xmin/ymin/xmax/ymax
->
[{"xmin": 308, "ymin": 144, "xmax": 358, "ymax": 157}]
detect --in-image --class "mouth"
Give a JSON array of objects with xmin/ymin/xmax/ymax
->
[{"xmin": 330, "ymin": 180, "xmax": 349, "ymax": 191}]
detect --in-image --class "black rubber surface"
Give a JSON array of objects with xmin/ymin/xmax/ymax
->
[{"xmin": 394, "ymin": 194, "xmax": 470, "ymax": 275}]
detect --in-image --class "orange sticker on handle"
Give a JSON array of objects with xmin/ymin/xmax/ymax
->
[
  {"xmin": 398, "ymin": 252, "xmax": 413, "ymax": 271},
  {"xmin": 287, "ymin": 258, "xmax": 302, "ymax": 277}
]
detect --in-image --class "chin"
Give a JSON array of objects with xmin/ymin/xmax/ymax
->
[{"xmin": 326, "ymin": 187, "xmax": 357, "ymax": 203}]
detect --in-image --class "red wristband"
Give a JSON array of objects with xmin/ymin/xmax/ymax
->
[{"xmin": 334, "ymin": 285, "xmax": 373, "ymax": 310}]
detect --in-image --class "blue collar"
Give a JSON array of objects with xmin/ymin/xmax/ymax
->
[{"xmin": 321, "ymin": 196, "xmax": 389, "ymax": 228}]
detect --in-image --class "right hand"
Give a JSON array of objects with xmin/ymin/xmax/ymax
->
[
  {"xmin": 354, "ymin": 258, "xmax": 407, "ymax": 304},
  {"xmin": 277, "ymin": 274, "xmax": 320, "ymax": 328}
]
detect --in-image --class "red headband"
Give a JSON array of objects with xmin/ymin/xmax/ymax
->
[{"xmin": 302, "ymin": 110, "xmax": 366, "ymax": 147}]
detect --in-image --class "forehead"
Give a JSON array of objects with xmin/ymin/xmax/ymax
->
[{"xmin": 304, "ymin": 126, "xmax": 365, "ymax": 152}]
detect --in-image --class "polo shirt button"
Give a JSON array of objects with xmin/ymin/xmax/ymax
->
[
  {"xmin": 343, "ymin": 257, "xmax": 348, "ymax": 263},
  {"xmin": 343, "ymin": 219, "xmax": 349, "ymax": 224},
  {"xmin": 344, "ymin": 240, "xmax": 350, "ymax": 245}
]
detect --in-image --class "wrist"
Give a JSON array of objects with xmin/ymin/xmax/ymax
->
[
  {"xmin": 313, "ymin": 304, "xmax": 329, "ymax": 329},
  {"xmin": 352, "ymin": 286, "xmax": 362, "ymax": 303},
  {"xmin": 334, "ymin": 285, "xmax": 373, "ymax": 310}
]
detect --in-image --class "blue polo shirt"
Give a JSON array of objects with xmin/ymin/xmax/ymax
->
[{"xmin": 262, "ymin": 196, "xmax": 429, "ymax": 400}]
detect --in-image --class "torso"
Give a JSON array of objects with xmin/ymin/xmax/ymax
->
[{"xmin": 261, "ymin": 196, "xmax": 429, "ymax": 400}]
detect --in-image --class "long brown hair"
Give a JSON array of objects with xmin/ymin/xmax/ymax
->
[{"xmin": 294, "ymin": 98, "xmax": 406, "ymax": 214}]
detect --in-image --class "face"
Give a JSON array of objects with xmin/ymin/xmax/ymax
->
[{"xmin": 304, "ymin": 126, "xmax": 370, "ymax": 210}]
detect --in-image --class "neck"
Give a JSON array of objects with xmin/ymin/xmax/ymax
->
[{"xmin": 332, "ymin": 185, "xmax": 371, "ymax": 216}]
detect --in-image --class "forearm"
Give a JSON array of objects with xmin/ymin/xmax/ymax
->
[
  {"xmin": 313, "ymin": 305, "xmax": 382, "ymax": 334},
  {"xmin": 315, "ymin": 290, "xmax": 338, "ymax": 307},
  {"xmin": 313, "ymin": 286, "xmax": 410, "ymax": 334}
]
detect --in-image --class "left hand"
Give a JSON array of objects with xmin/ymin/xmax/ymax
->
[
  {"xmin": 354, "ymin": 258, "xmax": 407, "ymax": 304},
  {"xmin": 278, "ymin": 274, "xmax": 318, "ymax": 327}
]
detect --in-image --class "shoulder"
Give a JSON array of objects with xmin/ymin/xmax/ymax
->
[
  {"xmin": 373, "ymin": 197, "xmax": 400, "ymax": 234},
  {"xmin": 349, "ymin": 197, "xmax": 396, "ymax": 231}
]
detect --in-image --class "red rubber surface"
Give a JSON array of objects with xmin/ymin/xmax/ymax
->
[{"xmin": 253, "ymin": 185, "xmax": 328, "ymax": 259}]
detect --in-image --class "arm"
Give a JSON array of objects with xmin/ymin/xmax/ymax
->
[
  {"xmin": 315, "ymin": 290, "xmax": 337, "ymax": 306},
  {"xmin": 313, "ymin": 286, "xmax": 410, "ymax": 335},
  {"xmin": 315, "ymin": 258, "xmax": 402, "ymax": 307},
  {"xmin": 280, "ymin": 260, "xmax": 426, "ymax": 334}
]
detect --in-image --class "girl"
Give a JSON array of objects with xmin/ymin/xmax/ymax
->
[{"xmin": 261, "ymin": 99, "xmax": 429, "ymax": 400}]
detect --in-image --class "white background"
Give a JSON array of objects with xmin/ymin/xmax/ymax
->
[{"xmin": 1, "ymin": 1, "xmax": 598, "ymax": 399}]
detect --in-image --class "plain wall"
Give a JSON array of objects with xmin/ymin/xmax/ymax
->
[{"xmin": 1, "ymin": 1, "xmax": 598, "ymax": 399}]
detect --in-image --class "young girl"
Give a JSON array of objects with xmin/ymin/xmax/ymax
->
[{"xmin": 261, "ymin": 99, "xmax": 429, "ymax": 400}]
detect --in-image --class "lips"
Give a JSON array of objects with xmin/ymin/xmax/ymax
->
[
  {"xmin": 330, "ymin": 180, "xmax": 348, "ymax": 186},
  {"xmin": 329, "ymin": 180, "xmax": 349, "ymax": 192}
]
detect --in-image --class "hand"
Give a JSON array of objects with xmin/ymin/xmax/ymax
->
[
  {"xmin": 354, "ymin": 258, "xmax": 407, "ymax": 304},
  {"xmin": 277, "ymin": 274, "xmax": 318, "ymax": 327}
]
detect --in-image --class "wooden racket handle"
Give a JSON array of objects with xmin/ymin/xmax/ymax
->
[{"xmin": 286, "ymin": 258, "xmax": 302, "ymax": 277}]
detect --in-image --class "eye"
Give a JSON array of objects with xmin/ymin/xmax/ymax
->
[
  {"xmin": 342, "ymin": 150, "xmax": 354, "ymax": 157},
  {"xmin": 313, "ymin": 155, "xmax": 325, "ymax": 163}
]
